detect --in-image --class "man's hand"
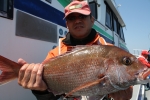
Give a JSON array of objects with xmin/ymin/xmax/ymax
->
[
  {"xmin": 18, "ymin": 58, "xmax": 47, "ymax": 91},
  {"xmin": 109, "ymin": 86, "xmax": 133, "ymax": 100}
]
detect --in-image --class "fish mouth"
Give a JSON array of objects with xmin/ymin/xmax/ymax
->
[{"xmin": 135, "ymin": 67, "xmax": 150, "ymax": 84}]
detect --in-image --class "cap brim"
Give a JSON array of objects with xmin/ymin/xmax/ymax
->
[{"xmin": 64, "ymin": 9, "xmax": 91, "ymax": 19}]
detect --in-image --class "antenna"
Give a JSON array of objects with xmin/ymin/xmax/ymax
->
[
  {"xmin": 117, "ymin": 4, "xmax": 121, "ymax": 8},
  {"xmin": 117, "ymin": 4, "xmax": 121, "ymax": 7}
]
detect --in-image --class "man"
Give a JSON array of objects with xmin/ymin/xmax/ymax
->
[
  {"xmin": 18, "ymin": 1, "xmax": 133, "ymax": 100},
  {"xmin": 138, "ymin": 50, "xmax": 150, "ymax": 91},
  {"xmin": 138, "ymin": 50, "xmax": 150, "ymax": 68}
]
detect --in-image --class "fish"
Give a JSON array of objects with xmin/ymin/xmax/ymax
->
[{"xmin": 0, "ymin": 45, "xmax": 150, "ymax": 99}]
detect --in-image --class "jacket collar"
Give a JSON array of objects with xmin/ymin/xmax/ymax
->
[{"xmin": 62, "ymin": 28, "xmax": 97, "ymax": 46}]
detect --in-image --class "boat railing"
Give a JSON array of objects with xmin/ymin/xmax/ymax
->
[{"xmin": 133, "ymin": 49, "xmax": 142, "ymax": 57}]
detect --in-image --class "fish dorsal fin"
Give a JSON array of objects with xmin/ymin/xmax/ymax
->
[
  {"xmin": 65, "ymin": 77, "xmax": 105, "ymax": 97},
  {"xmin": 43, "ymin": 45, "xmax": 93, "ymax": 63},
  {"xmin": 61, "ymin": 45, "xmax": 100, "ymax": 57},
  {"xmin": 66, "ymin": 45, "xmax": 92, "ymax": 52}
]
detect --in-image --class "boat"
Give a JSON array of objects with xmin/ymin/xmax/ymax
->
[{"xmin": 0, "ymin": 0, "xmax": 130, "ymax": 100}]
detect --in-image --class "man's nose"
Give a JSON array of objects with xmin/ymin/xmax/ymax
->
[{"xmin": 74, "ymin": 17, "xmax": 82, "ymax": 23}]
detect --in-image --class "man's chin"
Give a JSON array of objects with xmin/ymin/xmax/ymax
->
[{"xmin": 73, "ymin": 34, "xmax": 87, "ymax": 39}]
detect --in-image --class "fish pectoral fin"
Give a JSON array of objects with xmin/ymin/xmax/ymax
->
[{"xmin": 65, "ymin": 77, "xmax": 105, "ymax": 97}]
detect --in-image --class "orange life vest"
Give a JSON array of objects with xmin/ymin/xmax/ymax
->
[{"xmin": 45, "ymin": 33, "xmax": 113, "ymax": 60}]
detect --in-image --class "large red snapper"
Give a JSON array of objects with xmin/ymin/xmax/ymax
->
[{"xmin": 0, "ymin": 45, "xmax": 149, "ymax": 98}]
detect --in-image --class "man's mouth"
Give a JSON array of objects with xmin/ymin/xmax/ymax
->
[{"xmin": 74, "ymin": 26, "xmax": 84, "ymax": 29}]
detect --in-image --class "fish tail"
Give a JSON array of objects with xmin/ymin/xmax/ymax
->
[{"xmin": 0, "ymin": 55, "xmax": 21, "ymax": 85}]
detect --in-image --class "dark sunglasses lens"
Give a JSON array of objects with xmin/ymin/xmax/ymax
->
[
  {"xmin": 80, "ymin": 15, "xmax": 87, "ymax": 19},
  {"xmin": 67, "ymin": 17, "xmax": 74, "ymax": 21},
  {"xmin": 66, "ymin": 15, "xmax": 88, "ymax": 21}
]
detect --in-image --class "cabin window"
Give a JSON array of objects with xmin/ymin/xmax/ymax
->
[
  {"xmin": 89, "ymin": 1, "xmax": 97, "ymax": 19},
  {"xmin": 105, "ymin": 7, "xmax": 112, "ymax": 29},
  {"xmin": 0, "ymin": 0, "xmax": 13, "ymax": 19},
  {"xmin": 119, "ymin": 26, "xmax": 125, "ymax": 42},
  {"xmin": 113, "ymin": 16, "xmax": 118, "ymax": 33},
  {"xmin": 105, "ymin": 2, "xmax": 125, "ymax": 42}
]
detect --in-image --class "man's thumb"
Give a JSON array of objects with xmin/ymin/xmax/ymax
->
[{"xmin": 18, "ymin": 58, "xmax": 27, "ymax": 65}]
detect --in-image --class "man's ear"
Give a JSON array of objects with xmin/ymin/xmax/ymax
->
[
  {"xmin": 91, "ymin": 16, "xmax": 95, "ymax": 25},
  {"xmin": 66, "ymin": 21, "xmax": 69, "ymax": 29}
]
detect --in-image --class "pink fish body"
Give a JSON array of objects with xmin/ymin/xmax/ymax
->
[{"xmin": 0, "ymin": 45, "xmax": 149, "ymax": 98}]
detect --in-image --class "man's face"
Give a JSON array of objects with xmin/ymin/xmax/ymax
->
[{"xmin": 66, "ymin": 13, "xmax": 94, "ymax": 39}]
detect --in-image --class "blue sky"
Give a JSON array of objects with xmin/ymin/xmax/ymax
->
[{"xmin": 115, "ymin": 0, "xmax": 150, "ymax": 54}]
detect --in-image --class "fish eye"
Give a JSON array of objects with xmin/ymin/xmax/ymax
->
[{"xmin": 122, "ymin": 57, "xmax": 132, "ymax": 65}]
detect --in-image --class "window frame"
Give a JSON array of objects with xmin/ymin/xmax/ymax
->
[
  {"xmin": 0, "ymin": 0, "xmax": 13, "ymax": 19},
  {"xmin": 113, "ymin": 15, "xmax": 118, "ymax": 34},
  {"xmin": 119, "ymin": 24, "xmax": 125, "ymax": 42},
  {"xmin": 89, "ymin": 1, "xmax": 97, "ymax": 19},
  {"xmin": 105, "ymin": 6, "xmax": 112, "ymax": 30}
]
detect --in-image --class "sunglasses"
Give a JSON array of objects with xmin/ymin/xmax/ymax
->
[{"xmin": 66, "ymin": 14, "xmax": 89, "ymax": 21}]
